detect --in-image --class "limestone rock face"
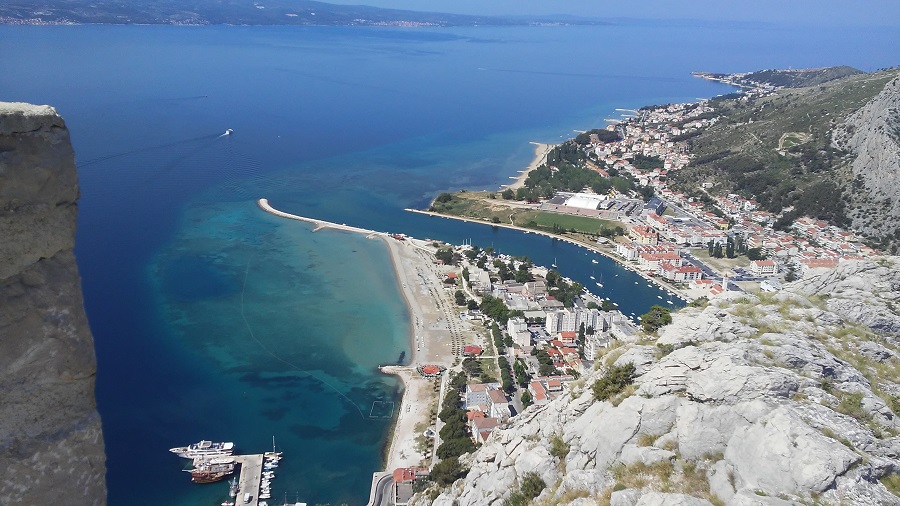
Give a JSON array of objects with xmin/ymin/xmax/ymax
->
[
  {"xmin": 832, "ymin": 76, "xmax": 900, "ymax": 252},
  {"xmin": 415, "ymin": 263, "xmax": 900, "ymax": 506},
  {"xmin": 0, "ymin": 102, "xmax": 106, "ymax": 505},
  {"xmin": 790, "ymin": 259, "xmax": 900, "ymax": 338}
]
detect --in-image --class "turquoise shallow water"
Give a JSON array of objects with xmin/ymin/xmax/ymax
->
[{"xmin": 1, "ymin": 22, "xmax": 897, "ymax": 505}]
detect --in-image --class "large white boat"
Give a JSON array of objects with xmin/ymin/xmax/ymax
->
[{"xmin": 169, "ymin": 440, "xmax": 235, "ymax": 459}]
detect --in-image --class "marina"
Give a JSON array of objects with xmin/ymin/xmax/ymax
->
[{"xmin": 170, "ymin": 440, "xmax": 290, "ymax": 506}]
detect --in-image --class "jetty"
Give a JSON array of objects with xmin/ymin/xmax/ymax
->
[
  {"xmin": 232, "ymin": 454, "xmax": 265, "ymax": 505},
  {"xmin": 258, "ymin": 198, "xmax": 386, "ymax": 238}
]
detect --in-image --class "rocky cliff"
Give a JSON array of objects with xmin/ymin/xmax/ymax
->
[
  {"xmin": 0, "ymin": 103, "xmax": 106, "ymax": 504},
  {"xmin": 418, "ymin": 259, "xmax": 900, "ymax": 505},
  {"xmin": 832, "ymin": 76, "xmax": 900, "ymax": 253}
]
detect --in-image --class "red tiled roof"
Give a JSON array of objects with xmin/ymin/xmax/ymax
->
[
  {"xmin": 394, "ymin": 467, "xmax": 417, "ymax": 483},
  {"xmin": 463, "ymin": 345, "xmax": 483, "ymax": 355},
  {"xmin": 421, "ymin": 365, "xmax": 441, "ymax": 375}
]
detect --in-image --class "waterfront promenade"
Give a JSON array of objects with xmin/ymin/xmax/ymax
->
[{"xmin": 405, "ymin": 208, "xmax": 694, "ymax": 302}]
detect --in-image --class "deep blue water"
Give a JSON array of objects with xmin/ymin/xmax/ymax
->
[{"xmin": 1, "ymin": 22, "xmax": 897, "ymax": 505}]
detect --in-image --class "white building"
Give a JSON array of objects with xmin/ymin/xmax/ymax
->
[
  {"xmin": 749, "ymin": 259, "xmax": 777, "ymax": 276},
  {"xmin": 585, "ymin": 333, "xmax": 614, "ymax": 361},
  {"xmin": 545, "ymin": 309, "xmax": 577, "ymax": 334},
  {"xmin": 564, "ymin": 192, "xmax": 607, "ymax": 210}
]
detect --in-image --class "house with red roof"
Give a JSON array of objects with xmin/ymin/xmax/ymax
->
[
  {"xmin": 559, "ymin": 331, "xmax": 577, "ymax": 345},
  {"xmin": 472, "ymin": 417, "xmax": 501, "ymax": 444},
  {"xmin": 528, "ymin": 381, "xmax": 548, "ymax": 406},
  {"xmin": 659, "ymin": 263, "xmax": 703, "ymax": 283},
  {"xmin": 393, "ymin": 467, "xmax": 429, "ymax": 505}
]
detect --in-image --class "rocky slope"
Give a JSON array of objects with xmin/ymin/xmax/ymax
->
[
  {"xmin": 0, "ymin": 102, "xmax": 106, "ymax": 504},
  {"xmin": 832, "ymin": 76, "xmax": 900, "ymax": 253},
  {"xmin": 417, "ymin": 259, "xmax": 900, "ymax": 505}
]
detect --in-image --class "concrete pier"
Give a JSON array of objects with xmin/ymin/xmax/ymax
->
[
  {"xmin": 232, "ymin": 454, "xmax": 264, "ymax": 505},
  {"xmin": 258, "ymin": 198, "xmax": 386, "ymax": 237}
]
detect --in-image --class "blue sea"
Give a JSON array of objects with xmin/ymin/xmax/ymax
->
[{"xmin": 1, "ymin": 21, "xmax": 897, "ymax": 505}]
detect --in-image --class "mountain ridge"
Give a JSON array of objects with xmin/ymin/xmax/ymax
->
[
  {"xmin": 670, "ymin": 67, "xmax": 900, "ymax": 252},
  {"xmin": 0, "ymin": 0, "xmax": 606, "ymax": 26}
]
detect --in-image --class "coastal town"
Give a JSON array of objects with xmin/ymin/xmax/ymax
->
[
  {"xmin": 253, "ymin": 74, "xmax": 894, "ymax": 504},
  {"xmin": 418, "ymin": 71, "xmax": 882, "ymax": 305},
  {"xmin": 358, "ymin": 73, "xmax": 892, "ymax": 503}
]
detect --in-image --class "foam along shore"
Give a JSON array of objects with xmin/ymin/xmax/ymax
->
[
  {"xmin": 257, "ymin": 198, "xmax": 455, "ymax": 470},
  {"xmin": 505, "ymin": 142, "xmax": 554, "ymax": 190},
  {"xmin": 405, "ymin": 207, "xmax": 695, "ymax": 303}
]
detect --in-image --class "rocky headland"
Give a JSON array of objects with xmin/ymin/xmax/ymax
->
[
  {"xmin": 0, "ymin": 102, "xmax": 106, "ymax": 505},
  {"xmin": 416, "ymin": 259, "xmax": 900, "ymax": 505}
]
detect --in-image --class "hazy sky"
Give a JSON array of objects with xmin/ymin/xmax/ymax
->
[{"xmin": 326, "ymin": 1, "xmax": 899, "ymax": 26}]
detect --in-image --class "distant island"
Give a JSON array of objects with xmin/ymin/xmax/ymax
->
[{"xmin": 0, "ymin": 0, "xmax": 603, "ymax": 26}]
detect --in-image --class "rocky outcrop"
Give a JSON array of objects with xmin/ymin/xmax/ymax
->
[
  {"xmin": 832, "ymin": 76, "xmax": 900, "ymax": 252},
  {"xmin": 790, "ymin": 258, "xmax": 900, "ymax": 338},
  {"xmin": 416, "ymin": 264, "xmax": 900, "ymax": 506},
  {"xmin": 0, "ymin": 103, "xmax": 106, "ymax": 504}
]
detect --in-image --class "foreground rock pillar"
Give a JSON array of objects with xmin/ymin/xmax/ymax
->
[{"xmin": 0, "ymin": 102, "xmax": 106, "ymax": 505}]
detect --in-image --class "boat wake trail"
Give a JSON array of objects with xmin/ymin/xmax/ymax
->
[
  {"xmin": 239, "ymin": 258, "xmax": 367, "ymax": 420},
  {"xmin": 77, "ymin": 132, "xmax": 224, "ymax": 168}
]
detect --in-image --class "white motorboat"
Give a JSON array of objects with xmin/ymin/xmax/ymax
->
[{"xmin": 169, "ymin": 440, "xmax": 234, "ymax": 459}]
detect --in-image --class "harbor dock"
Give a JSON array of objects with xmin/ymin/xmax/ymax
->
[{"xmin": 232, "ymin": 454, "xmax": 264, "ymax": 505}]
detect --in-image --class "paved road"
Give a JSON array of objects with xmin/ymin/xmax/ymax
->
[
  {"xmin": 369, "ymin": 473, "xmax": 394, "ymax": 506},
  {"xmin": 432, "ymin": 371, "xmax": 449, "ymax": 467}
]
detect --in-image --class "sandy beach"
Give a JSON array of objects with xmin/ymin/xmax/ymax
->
[
  {"xmin": 506, "ymin": 142, "xmax": 554, "ymax": 190},
  {"xmin": 378, "ymin": 236, "xmax": 479, "ymax": 470}
]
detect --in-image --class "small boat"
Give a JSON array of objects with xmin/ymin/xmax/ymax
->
[
  {"xmin": 265, "ymin": 436, "xmax": 283, "ymax": 461},
  {"xmin": 667, "ymin": 300, "xmax": 674, "ymax": 305},
  {"xmin": 170, "ymin": 440, "xmax": 235, "ymax": 459},
  {"xmin": 222, "ymin": 501, "xmax": 235, "ymax": 506},
  {"xmin": 657, "ymin": 295, "xmax": 663, "ymax": 299},
  {"xmin": 229, "ymin": 477, "xmax": 239, "ymax": 497},
  {"xmin": 592, "ymin": 259, "xmax": 598, "ymax": 264},
  {"xmin": 596, "ymin": 282, "xmax": 602, "ymax": 287},
  {"xmin": 590, "ymin": 275, "xmax": 595, "ymax": 280},
  {"xmin": 225, "ymin": 128, "xmax": 234, "ymax": 135}
]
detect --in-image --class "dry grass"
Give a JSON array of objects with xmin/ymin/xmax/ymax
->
[
  {"xmin": 610, "ymin": 384, "xmax": 638, "ymax": 407},
  {"xmin": 607, "ymin": 454, "xmax": 726, "ymax": 504},
  {"xmin": 636, "ymin": 433, "xmax": 659, "ymax": 447},
  {"xmin": 603, "ymin": 347, "xmax": 627, "ymax": 368}
]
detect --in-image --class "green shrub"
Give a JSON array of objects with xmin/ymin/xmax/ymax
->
[
  {"xmin": 520, "ymin": 472, "xmax": 546, "ymax": 499},
  {"xmin": 640, "ymin": 305, "xmax": 672, "ymax": 333},
  {"xmin": 549, "ymin": 433, "xmax": 570, "ymax": 458},
  {"xmin": 430, "ymin": 456, "xmax": 468, "ymax": 486},
  {"xmin": 593, "ymin": 363, "xmax": 636, "ymax": 402}
]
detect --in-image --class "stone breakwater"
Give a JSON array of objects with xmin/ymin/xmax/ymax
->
[
  {"xmin": 0, "ymin": 102, "xmax": 106, "ymax": 505},
  {"xmin": 416, "ymin": 259, "xmax": 900, "ymax": 506}
]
